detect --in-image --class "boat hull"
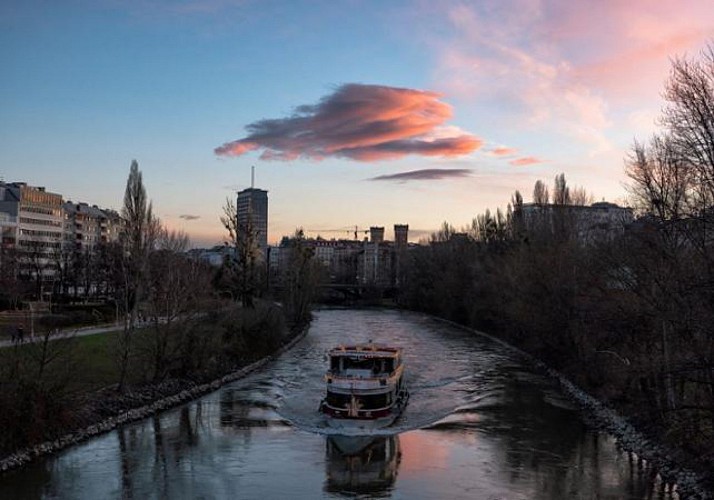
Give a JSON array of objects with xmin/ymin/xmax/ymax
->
[
  {"xmin": 322, "ymin": 389, "xmax": 409, "ymax": 432},
  {"xmin": 321, "ymin": 343, "xmax": 408, "ymax": 433}
]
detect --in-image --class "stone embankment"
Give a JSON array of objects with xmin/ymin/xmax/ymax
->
[
  {"xmin": 0, "ymin": 326, "xmax": 309, "ymax": 474},
  {"xmin": 433, "ymin": 317, "xmax": 712, "ymax": 500}
]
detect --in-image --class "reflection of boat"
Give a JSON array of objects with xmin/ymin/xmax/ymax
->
[
  {"xmin": 320, "ymin": 344, "xmax": 408, "ymax": 430},
  {"xmin": 325, "ymin": 435, "xmax": 401, "ymax": 495}
]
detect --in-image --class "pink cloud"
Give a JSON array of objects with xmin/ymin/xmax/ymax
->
[
  {"xmin": 215, "ymin": 84, "xmax": 483, "ymax": 161},
  {"xmin": 428, "ymin": 1, "xmax": 714, "ymax": 152},
  {"xmin": 572, "ymin": 30, "xmax": 709, "ymax": 98},
  {"xmin": 491, "ymin": 146, "xmax": 517, "ymax": 156},
  {"xmin": 510, "ymin": 156, "xmax": 543, "ymax": 166}
]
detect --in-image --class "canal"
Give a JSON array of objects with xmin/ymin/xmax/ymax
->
[{"xmin": 0, "ymin": 309, "xmax": 674, "ymax": 499}]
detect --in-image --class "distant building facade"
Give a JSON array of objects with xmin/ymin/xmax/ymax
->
[
  {"xmin": 0, "ymin": 184, "xmax": 19, "ymax": 250},
  {"xmin": 0, "ymin": 181, "xmax": 121, "ymax": 295},
  {"xmin": 369, "ymin": 226, "xmax": 385, "ymax": 243},
  {"xmin": 237, "ymin": 188, "xmax": 268, "ymax": 260},
  {"xmin": 394, "ymin": 224, "xmax": 409, "ymax": 249},
  {"xmin": 0, "ymin": 182, "xmax": 64, "ymax": 282},
  {"xmin": 63, "ymin": 201, "xmax": 121, "ymax": 251},
  {"xmin": 270, "ymin": 223, "xmax": 411, "ymax": 286},
  {"xmin": 517, "ymin": 201, "xmax": 633, "ymax": 242},
  {"xmin": 187, "ymin": 245, "xmax": 234, "ymax": 267}
]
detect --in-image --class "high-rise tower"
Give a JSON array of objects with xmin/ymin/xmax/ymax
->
[
  {"xmin": 369, "ymin": 226, "xmax": 385, "ymax": 244},
  {"xmin": 394, "ymin": 224, "xmax": 409, "ymax": 248},
  {"xmin": 237, "ymin": 187, "xmax": 268, "ymax": 260}
]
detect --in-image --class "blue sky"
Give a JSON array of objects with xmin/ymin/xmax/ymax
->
[{"xmin": 2, "ymin": 0, "xmax": 713, "ymax": 245}]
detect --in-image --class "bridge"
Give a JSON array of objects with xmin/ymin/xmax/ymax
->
[{"xmin": 270, "ymin": 282, "xmax": 398, "ymax": 302}]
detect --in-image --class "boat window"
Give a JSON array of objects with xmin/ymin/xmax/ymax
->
[
  {"xmin": 326, "ymin": 392, "xmax": 352, "ymax": 408},
  {"xmin": 330, "ymin": 356, "xmax": 340, "ymax": 371},
  {"xmin": 384, "ymin": 359, "xmax": 394, "ymax": 373},
  {"xmin": 343, "ymin": 356, "xmax": 378, "ymax": 372},
  {"xmin": 361, "ymin": 393, "xmax": 389, "ymax": 409},
  {"xmin": 325, "ymin": 392, "xmax": 391, "ymax": 410}
]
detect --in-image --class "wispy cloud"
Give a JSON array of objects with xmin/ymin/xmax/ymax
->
[
  {"xmin": 369, "ymin": 168, "xmax": 472, "ymax": 182},
  {"xmin": 427, "ymin": 1, "xmax": 714, "ymax": 154},
  {"xmin": 215, "ymin": 83, "xmax": 483, "ymax": 161},
  {"xmin": 179, "ymin": 214, "xmax": 201, "ymax": 220},
  {"xmin": 510, "ymin": 156, "xmax": 543, "ymax": 166},
  {"xmin": 491, "ymin": 146, "xmax": 518, "ymax": 156}
]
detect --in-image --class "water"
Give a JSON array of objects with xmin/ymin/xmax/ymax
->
[{"xmin": 0, "ymin": 309, "xmax": 675, "ymax": 499}]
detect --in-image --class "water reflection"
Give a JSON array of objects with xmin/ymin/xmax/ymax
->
[
  {"xmin": 220, "ymin": 388, "xmax": 249, "ymax": 427},
  {"xmin": 324, "ymin": 435, "xmax": 401, "ymax": 497},
  {"xmin": 220, "ymin": 386, "xmax": 283, "ymax": 430},
  {"xmin": 424, "ymin": 364, "xmax": 678, "ymax": 500},
  {"xmin": 115, "ymin": 403, "xmax": 207, "ymax": 500}
]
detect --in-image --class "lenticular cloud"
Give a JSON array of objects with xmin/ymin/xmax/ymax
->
[
  {"xmin": 370, "ymin": 168, "xmax": 472, "ymax": 182},
  {"xmin": 215, "ymin": 84, "xmax": 482, "ymax": 161}
]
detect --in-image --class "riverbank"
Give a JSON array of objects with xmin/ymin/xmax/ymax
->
[
  {"xmin": 431, "ymin": 316, "xmax": 713, "ymax": 500},
  {"xmin": 0, "ymin": 317, "xmax": 310, "ymax": 474}
]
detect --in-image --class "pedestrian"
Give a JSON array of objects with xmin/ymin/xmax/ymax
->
[
  {"xmin": 10, "ymin": 327, "xmax": 17, "ymax": 343},
  {"xmin": 17, "ymin": 326, "xmax": 24, "ymax": 343}
]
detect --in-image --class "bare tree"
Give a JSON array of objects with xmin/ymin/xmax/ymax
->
[
  {"xmin": 624, "ymin": 44, "xmax": 714, "ymax": 440},
  {"xmin": 533, "ymin": 180, "xmax": 549, "ymax": 206},
  {"xmin": 0, "ymin": 244, "xmax": 22, "ymax": 309},
  {"xmin": 570, "ymin": 187, "xmax": 594, "ymax": 206},
  {"xmin": 18, "ymin": 239, "xmax": 58, "ymax": 301},
  {"xmin": 662, "ymin": 45, "xmax": 714, "ymax": 208},
  {"xmin": 144, "ymin": 228, "xmax": 210, "ymax": 381},
  {"xmin": 552, "ymin": 173, "xmax": 571, "ymax": 206},
  {"xmin": 219, "ymin": 198, "xmax": 260, "ymax": 307},
  {"xmin": 511, "ymin": 190, "xmax": 523, "ymax": 210},
  {"xmin": 625, "ymin": 135, "xmax": 693, "ymax": 221},
  {"xmin": 509, "ymin": 190, "xmax": 525, "ymax": 239},
  {"xmin": 159, "ymin": 228, "xmax": 190, "ymax": 254},
  {"xmin": 471, "ymin": 209, "xmax": 508, "ymax": 243},
  {"xmin": 429, "ymin": 222, "xmax": 457, "ymax": 243},
  {"xmin": 281, "ymin": 229, "xmax": 323, "ymax": 327},
  {"xmin": 116, "ymin": 160, "xmax": 158, "ymax": 392}
]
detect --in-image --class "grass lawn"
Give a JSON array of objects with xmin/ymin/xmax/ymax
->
[
  {"xmin": 69, "ymin": 331, "xmax": 122, "ymax": 393},
  {"xmin": 1, "ymin": 327, "xmax": 154, "ymax": 396}
]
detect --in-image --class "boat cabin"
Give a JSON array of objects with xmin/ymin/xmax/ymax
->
[
  {"xmin": 328, "ymin": 345, "xmax": 401, "ymax": 378},
  {"xmin": 322, "ymin": 344, "xmax": 408, "ymax": 423}
]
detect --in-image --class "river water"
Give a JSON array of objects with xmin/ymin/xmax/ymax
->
[{"xmin": 0, "ymin": 309, "xmax": 675, "ymax": 499}]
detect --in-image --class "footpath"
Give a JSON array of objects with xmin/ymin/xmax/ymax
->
[
  {"xmin": 0, "ymin": 323, "xmax": 120, "ymax": 348},
  {"xmin": 0, "ymin": 320, "xmax": 166, "ymax": 349}
]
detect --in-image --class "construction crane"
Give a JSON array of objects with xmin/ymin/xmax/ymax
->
[{"xmin": 304, "ymin": 226, "xmax": 370, "ymax": 240}]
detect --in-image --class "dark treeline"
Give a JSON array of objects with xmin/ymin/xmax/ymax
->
[
  {"xmin": 0, "ymin": 162, "xmax": 319, "ymax": 457},
  {"xmin": 399, "ymin": 48, "xmax": 714, "ymax": 466}
]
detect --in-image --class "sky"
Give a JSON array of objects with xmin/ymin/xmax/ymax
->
[{"xmin": 2, "ymin": 0, "xmax": 713, "ymax": 246}]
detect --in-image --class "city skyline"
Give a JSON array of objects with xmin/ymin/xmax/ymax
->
[{"xmin": 3, "ymin": 1, "xmax": 714, "ymax": 247}]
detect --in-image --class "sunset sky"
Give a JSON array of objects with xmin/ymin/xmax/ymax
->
[{"xmin": 2, "ymin": 0, "xmax": 713, "ymax": 246}]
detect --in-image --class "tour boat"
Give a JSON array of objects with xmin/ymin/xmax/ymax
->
[{"xmin": 320, "ymin": 343, "xmax": 408, "ymax": 430}]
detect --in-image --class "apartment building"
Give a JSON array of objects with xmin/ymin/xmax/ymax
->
[
  {"xmin": 0, "ymin": 181, "xmax": 122, "ymax": 293},
  {"xmin": 517, "ymin": 201, "xmax": 634, "ymax": 242},
  {"xmin": 63, "ymin": 201, "xmax": 121, "ymax": 251},
  {"xmin": 0, "ymin": 182, "xmax": 64, "ymax": 282}
]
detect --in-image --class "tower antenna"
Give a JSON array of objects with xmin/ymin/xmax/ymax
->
[{"xmin": 251, "ymin": 165, "xmax": 255, "ymax": 189}]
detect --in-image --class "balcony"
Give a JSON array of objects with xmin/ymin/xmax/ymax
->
[{"xmin": 0, "ymin": 214, "xmax": 18, "ymax": 225}]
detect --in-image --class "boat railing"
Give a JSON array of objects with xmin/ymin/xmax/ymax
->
[
  {"xmin": 327, "ymin": 369, "xmax": 397, "ymax": 381},
  {"xmin": 321, "ymin": 401, "xmax": 396, "ymax": 413},
  {"xmin": 321, "ymin": 388, "xmax": 408, "ymax": 414}
]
